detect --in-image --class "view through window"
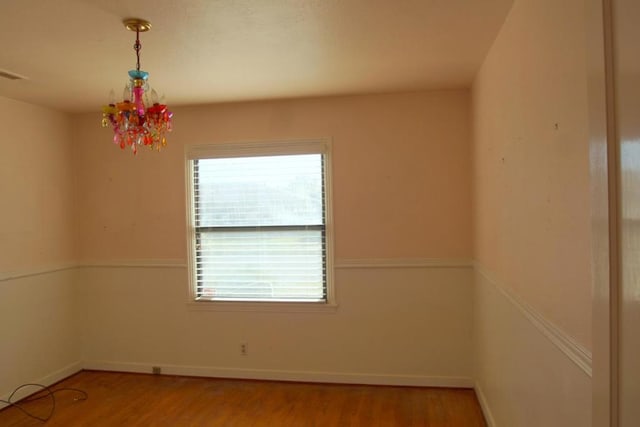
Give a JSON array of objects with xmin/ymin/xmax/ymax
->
[{"xmin": 187, "ymin": 142, "xmax": 331, "ymax": 303}]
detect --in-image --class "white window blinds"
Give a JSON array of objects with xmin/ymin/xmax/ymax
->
[{"xmin": 190, "ymin": 152, "xmax": 327, "ymax": 302}]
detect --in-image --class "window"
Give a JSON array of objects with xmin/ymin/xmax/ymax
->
[{"xmin": 185, "ymin": 140, "xmax": 333, "ymax": 307}]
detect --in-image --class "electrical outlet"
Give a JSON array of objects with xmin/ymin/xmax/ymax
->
[
  {"xmin": 152, "ymin": 366, "xmax": 162, "ymax": 375},
  {"xmin": 240, "ymin": 342, "xmax": 248, "ymax": 356}
]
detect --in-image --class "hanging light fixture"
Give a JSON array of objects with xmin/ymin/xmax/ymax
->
[{"xmin": 101, "ymin": 18, "xmax": 173, "ymax": 154}]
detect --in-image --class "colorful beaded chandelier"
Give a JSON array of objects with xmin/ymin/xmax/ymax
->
[{"xmin": 101, "ymin": 18, "xmax": 173, "ymax": 154}]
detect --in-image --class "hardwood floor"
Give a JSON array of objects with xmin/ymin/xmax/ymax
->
[{"xmin": 0, "ymin": 371, "xmax": 486, "ymax": 426}]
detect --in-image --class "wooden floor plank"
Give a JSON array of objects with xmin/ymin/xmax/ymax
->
[{"xmin": 0, "ymin": 371, "xmax": 486, "ymax": 426}]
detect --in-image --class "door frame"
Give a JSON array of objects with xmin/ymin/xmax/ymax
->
[{"xmin": 588, "ymin": 0, "xmax": 619, "ymax": 425}]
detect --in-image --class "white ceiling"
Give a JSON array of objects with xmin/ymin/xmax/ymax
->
[{"xmin": 0, "ymin": 0, "xmax": 513, "ymax": 113}]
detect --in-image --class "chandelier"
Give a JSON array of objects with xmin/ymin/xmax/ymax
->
[{"xmin": 101, "ymin": 18, "xmax": 173, "ymax": 154}]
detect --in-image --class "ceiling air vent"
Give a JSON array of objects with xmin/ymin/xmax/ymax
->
[{"xmin": 0, "ymin": 69, "xmax": 27, "ymax": 81}]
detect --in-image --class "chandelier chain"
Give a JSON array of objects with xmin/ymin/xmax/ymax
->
[{"xmin": 133, "ymin": 28, "xmax": 141, "ymax": 72}]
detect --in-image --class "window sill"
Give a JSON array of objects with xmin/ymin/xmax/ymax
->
[{"xmin": 186, "ymin": 300, "xmax": 338, "ymax": 313}]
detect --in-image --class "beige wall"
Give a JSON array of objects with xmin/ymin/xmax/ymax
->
[
  {"xmin": 474, "ymin": 270, "xmax": 591, "ymax": 427},
  {"xmin": 0, "ymin": 96, "xmax": 76, "ymax": 270},
  {"xmin": 74, "ymin": 90, "xmax": 472, "ymax": 262},
  {"xmin": 70, "ymin": 90, "xmax": 476, "ymax": 384},
  {"xmin": 472, "ymin": 0, "xmax": 591, "ymax": 349},
  {"xmin": 78, "ymin": 264, "xmax": 474, "ymax": 385},
  {"xmin": 0, "ymin": 96, "xmax": 80, "ymax": 403},
  {"xmin": 1, "ymin": 89, "xmax": 476, "ymax": 397},
  {"xmin": 472, "ymin": 0, "xmax": 593, "ymax": 425}
]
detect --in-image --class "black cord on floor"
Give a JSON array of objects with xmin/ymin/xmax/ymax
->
[{"xmin": 0, "ymin": 383, "xmax": 88, "ymax": 422}]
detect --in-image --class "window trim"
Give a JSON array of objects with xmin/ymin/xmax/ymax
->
[{"xmin": 184, "ymin": 138, "xmax": 336, "ymax": 312}]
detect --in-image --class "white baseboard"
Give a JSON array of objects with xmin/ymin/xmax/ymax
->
[
  {"xmin": 474, "ymin": 381, "xmax": 496, "ymax": 427},
  {"xmin": 0, "ymin": 361, "xmax": 83, "ymax": 409},
  {"xmin": 83, "ymin": 360, "xmax": 474, "ymax": 388}
]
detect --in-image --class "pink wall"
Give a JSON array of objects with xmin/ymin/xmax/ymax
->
[
  {"xmin": 73, "ymin": 90, "xmax": 472, "ymax": 262},
  {"xmin": 472, "ymin": 0, "xmax": 592, "ymax": 348},
  {"xmin": 0, "ymin": 96, "xmax": 75, "ymax": 271}
]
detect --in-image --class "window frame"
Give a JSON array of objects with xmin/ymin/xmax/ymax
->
[{"xmin": 184, "ymin": 139, "xmax": 336, "ymax": 312}]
